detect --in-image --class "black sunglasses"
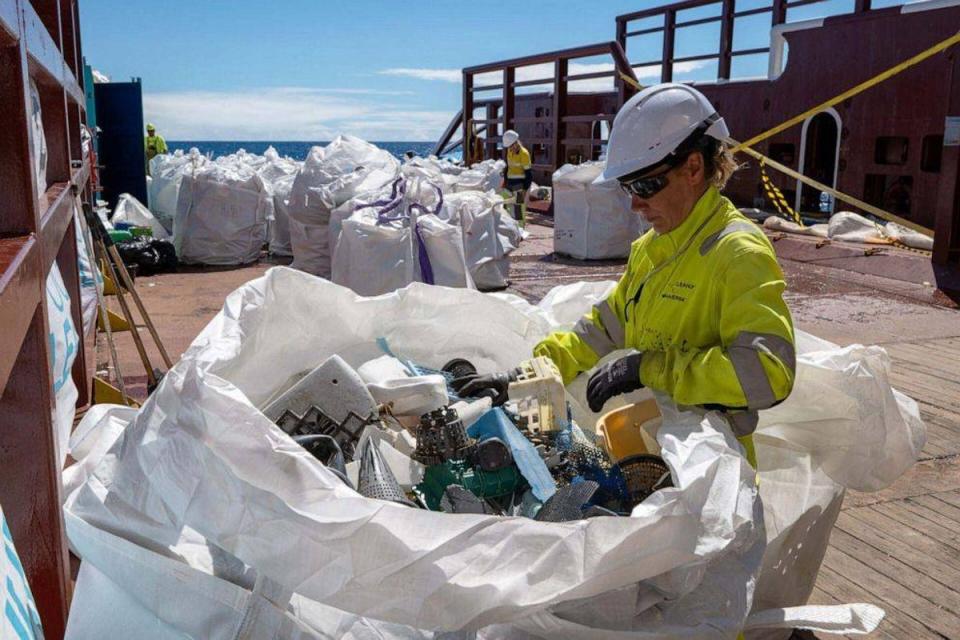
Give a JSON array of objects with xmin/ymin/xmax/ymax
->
[{"xmin": 618, "ymin": 166, "xmax": 673, "ymax": 199}]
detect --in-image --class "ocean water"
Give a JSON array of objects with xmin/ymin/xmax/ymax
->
[{"xmin": 165, "ymin": 140, "xmax": 442, "ymax": 162}]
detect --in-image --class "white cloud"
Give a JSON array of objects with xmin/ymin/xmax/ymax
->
[
  {"xmin": 377, "ymin": 60, "xmax": 711, "ymax": 94},
  {"xmin": 379, "ymin": 68, "xmax": 462, "ymax": 82},
  {"xmin": 143, "ymin": 87, "xmax": 455, "ymax": 141}
]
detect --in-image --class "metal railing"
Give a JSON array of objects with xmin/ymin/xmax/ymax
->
[
  {"xmin": 615, "ymin": 0, "xmax": 883, "ymax": 83},
  {"xmin": 433, "ymin": 41, "xmax": 638, "ymax": 176}
]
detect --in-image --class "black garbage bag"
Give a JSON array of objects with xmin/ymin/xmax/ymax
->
[{"xmin": 115, "ymin": 238, "xmax": 178, "ymax": 276}]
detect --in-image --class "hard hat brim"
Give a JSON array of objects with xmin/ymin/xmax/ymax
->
[{"xmin": 594, "ymin": 116, "xmax": 731, "ymax": 186}]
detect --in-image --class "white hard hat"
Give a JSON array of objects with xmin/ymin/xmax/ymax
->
[
  {"xmin": 502, "ymin": 129, "xmax": 519, "ymax": 148},
  {"xmin": 596, "ymin": 83, "xmax": 730, "ymax": 184}
]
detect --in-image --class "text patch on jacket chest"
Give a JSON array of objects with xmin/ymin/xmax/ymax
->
[{"xmin": 661, "ymin": 279, "xmax": 696, "ymax": 302}]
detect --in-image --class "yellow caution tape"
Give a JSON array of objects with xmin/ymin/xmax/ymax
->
[
  {"xmin": 759, "ymin": 159, "xmax": 803, "ymax": 226},
  {"xmin": 733, "ymin": 30, "xmax": 960, "ymax": 152}
]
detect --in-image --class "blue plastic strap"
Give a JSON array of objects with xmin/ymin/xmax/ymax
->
[{"xmin": 468, "ymin": 408, "xmax": 556, "ymax": 502}]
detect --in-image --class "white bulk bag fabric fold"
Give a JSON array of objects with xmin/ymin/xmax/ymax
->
[{"xmin": 112, "ymin": 192, "xmax": 171, "ymax": 240}]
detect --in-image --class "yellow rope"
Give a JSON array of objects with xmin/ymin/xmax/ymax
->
[{"xmin": 732, "ymin": 30, "xmax": 960, "ymax": 152}]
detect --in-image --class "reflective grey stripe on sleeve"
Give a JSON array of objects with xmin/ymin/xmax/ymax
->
[
  {"xmin": 595, "ymin": 300, "xmax": 626, "ymax": 349},
  {"xmin": 573, "ymin": 316, "xmax": 616, "ymax": 357},
  {"xmin": 727, "ymin": 410, "xmax": 759, "ymax": 437},
  {"xmin": 728, "ymin": 331, "xmax": 796, "ymax": 410},
  {"xmin": 700, "ymin": 220, "xmax": 764, "ymax": 256}
]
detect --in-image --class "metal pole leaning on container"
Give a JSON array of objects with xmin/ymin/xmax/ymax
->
[
  {"xmin": 81, "ymin": 203, "xmax": 130, "ymax": 405},
  {"xmin": 83, "ymin": 204, "xmax": 162, "ymax": 390},
  {"xmin": 105, "ymin": 242, "xmax": 174, "ymax": 368}
]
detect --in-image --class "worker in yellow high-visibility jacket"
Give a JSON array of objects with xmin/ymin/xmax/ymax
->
[
  {"xmin": 502, "ymin": 129, "xmax": 532, "ymax": 221},
  {"xmin": 454, "ymin": 83, "xmax": 796, "ymax": 469},
  {"xmin": 144, "ymin": 123, "xmax": 168, "ymax": 175}
]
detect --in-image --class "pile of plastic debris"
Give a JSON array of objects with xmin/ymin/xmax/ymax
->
[{"xmin": 260, "ymin": 350, "xmax": 670, "ymax": 520}]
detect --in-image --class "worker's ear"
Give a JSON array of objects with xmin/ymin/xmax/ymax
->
[{"xmin": 684, "ymin": 151, "xmax": 705, "ymax": 186}]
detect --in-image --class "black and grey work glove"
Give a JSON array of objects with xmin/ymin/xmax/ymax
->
[
  {"xmin": 586, "ymin": 352, "xmax": 644, "ymax": 413},
  {"xmin": 451, "ymin": 368, "xmax": 520, "ymax": 406}
]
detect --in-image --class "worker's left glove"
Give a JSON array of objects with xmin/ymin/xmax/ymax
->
[
  {"xmin": 586, "ymin": 352, "xmax": 644, "ymax": 413},
  {"xmin": 451, "ymin": 368, "xmax": 520, "ymax": 406}
]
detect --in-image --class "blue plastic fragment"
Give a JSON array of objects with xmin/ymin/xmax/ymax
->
[{"xmin": 468, "ymin": 408, "xmax": 556, "ymax": 502}]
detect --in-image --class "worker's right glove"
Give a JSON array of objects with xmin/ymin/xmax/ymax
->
[
  {"xmin": 586, "ymin": 352, "xmax": 644, "ymax": 413},
  {"xmin": 451, "ymin": 368, "xmax": 520, "ymax": 406}
]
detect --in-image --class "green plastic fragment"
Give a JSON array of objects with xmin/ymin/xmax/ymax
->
[{"xmin": 415, "ymin": 460, "xmax": 521, "ymax": 511}]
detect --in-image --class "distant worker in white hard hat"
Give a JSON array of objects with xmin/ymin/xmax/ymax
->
[
  {"xmin": 502, "ymin": 129, "xmax": 532, "ymax": 221},
  {"xmin": 144, "ymin": 123, "xmax": 168, "ymax": 175},
  {"xmin": 455, "ymin": 83, "xmax": 795, "ymax": 470}
]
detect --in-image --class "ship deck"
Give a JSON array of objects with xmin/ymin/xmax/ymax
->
[{"xmin": 92, "ymin": 219, "xmax": 960, "ymax": 639}]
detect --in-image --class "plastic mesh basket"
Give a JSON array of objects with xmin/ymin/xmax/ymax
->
[{"xmin": 618, "ymin": 454, "xmax": 672, "ymax": 508}]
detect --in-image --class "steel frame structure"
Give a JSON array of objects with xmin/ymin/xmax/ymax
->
[
  {"xmin": 0, "ymin": 0, "xmax": 91, "ymax": 636},
  {"xmin": 438, "ymin": 41, "xmax": 638, "ymax": 181}
]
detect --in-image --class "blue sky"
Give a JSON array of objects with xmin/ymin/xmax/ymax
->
[{"xmin": 79, "ymin": 0, "xmax": 914, "ymax": 141}]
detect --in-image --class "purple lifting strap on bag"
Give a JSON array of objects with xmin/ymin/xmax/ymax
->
[
  {"xmin": 410, "ymin": 183, "xmax": 444, "ymax": 286},
  {"xmin": 354, "ymin": 178, "xmax": 445, "ymax": 285}
]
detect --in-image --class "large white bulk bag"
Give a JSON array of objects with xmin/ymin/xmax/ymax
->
[
  {"xmin": 288, "ymin": 136, "xmax": 400, "ymax": 277},
  {"xmin": 0, "ymin": 505, "xmax": 44, "ymax": 639},
  {"xmin": 452, "ymin": 159, "xmax": 505, "ymax": 193},
  {"xmin": 29, "ymin": 79, "xmax": 48, "ymax": 202},
  {"xmin": 63, "ymin": 270, "xmax": 908, "ymax": 639},
  {"xmin": 332, "ymin": 211, "xmax": 415, "ymax": 296},
  {"xmin": 174, "ymin": 167, "xmax": 269, "ymax": 266},
  {"xmin": 256, "ymin": 148, "xmax": 301, "ymax": 257},
  {"xmin": 415, "ymin": 213, "xmax": 474, "ymax": 289},
  {"xmin": 148, "ymin": 150, "xmax": 207, "ymax": 233},
  {"xmin": 552, "ymin": 161, "xmax": 646, "ymax": 259},
  {"xmin": 269, "ymin": 181, "xmax": 295, "ymax": 257},
  {"xmin": 441, "ymin": 191, "xmax": 518, "ymax": 290},
  {"xmin": 826, "ymin": 211, "xmax": 887, "ymax": 244}
]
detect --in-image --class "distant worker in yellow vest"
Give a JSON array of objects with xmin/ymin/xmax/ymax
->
[
  {"xmin": 454, "ymin": 84, "xmax": 796, "ymax": 470},
  {"xmin": 144, "ymin": 123, "xmax": 168, "ymax": 175},
  {"xmin": 502, "ymin": 129, "xmax": 532, "ymax": 221}
]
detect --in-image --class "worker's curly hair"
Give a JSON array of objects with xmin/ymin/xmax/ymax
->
[{"xmin": 698, "ymin": 137, "xmax": 740, "ymax": 191}]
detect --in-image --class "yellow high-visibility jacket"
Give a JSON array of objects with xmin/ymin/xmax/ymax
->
[
  {"xmin": 145, "ymin": 134, "xmax": 168, "ymax": 159},
  {"xmin": 506, "ymin": 145, "xmax": 532, "ymax": 179},
  {"xmin": 534, "ymin": 186, "xmax": 795, "ymax": 449}
]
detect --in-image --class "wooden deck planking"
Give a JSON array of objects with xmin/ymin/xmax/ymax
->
[
  {"xmin": 882, "ymin": 338, "xmax": 960, "ymax": 462},
  {"xmin": 820, "ymin": 544, "xmax": 960, "ymax": 638},
  {"xmin": 812, "ymin": 333, "xmax": 960, "ymax": 639},
  {"xmin": 814, "ymin": 562, "xmax": 940, "ymax": 638}
]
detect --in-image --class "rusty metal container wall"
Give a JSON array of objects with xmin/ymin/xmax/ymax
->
[
  {"xmin": 0, "ymin": 0, "xmax": 91, "ymax": 636},
  {"xmin": 695, "ymin": 5, "xmax": 960, "ymax": 231}
]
